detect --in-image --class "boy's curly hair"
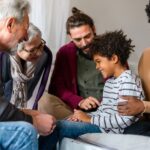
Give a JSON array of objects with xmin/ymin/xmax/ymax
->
[
  {"xmin": 145, "ymin": 0, "xmax": 150, "ymax": 23},
  {"xmin": 90, "ymin": 30, "xmax": 135, "ymax": 66}
]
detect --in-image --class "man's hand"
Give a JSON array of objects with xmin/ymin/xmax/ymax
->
[
  {"xmin": 78, "ymin": 96, "xmax": 100, "ymax": 110},
  {"xmin": 117, "ymin": 96, "xmax": 144, "ymax": 116},
  {"xmin": 22, "ymin": 109, "xmax": 56, "ymax": 136},
  {"xmin": 32, "ymin": 113, "xmax": 56, "ymax": 136}
]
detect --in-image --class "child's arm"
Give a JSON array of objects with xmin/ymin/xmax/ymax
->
[
  {"xmin": 91, "ymin": 73, "xmax": 144, "ymax": 130},
  {"xmin": 91, "ymin": 112, "xmax": 137, "ymax": 130}
]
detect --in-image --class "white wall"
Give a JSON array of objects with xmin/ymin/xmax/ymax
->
[
  {"xmin": 70, "ymin": 0, "xmax": 150, "ymax": 74},
  {"xmin": 30, "ymin": 0, "xmax": 70, "ymax": 60}
]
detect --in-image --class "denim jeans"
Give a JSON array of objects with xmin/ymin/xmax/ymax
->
[
  {"xmin": 0, "ymin": 121, "xmax": 38, "ymax": 150},
  {"xmin": 39, "ymin": 120, "xmax": 101, "ymax": 149},
  {"xmin": 57, "ymin": 120, "xmax": 101, "ymax": 141}
]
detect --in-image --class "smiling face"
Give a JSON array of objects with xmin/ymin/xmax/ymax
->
[
  {"xmin": 17, "ymin": 35, "xmax": 44, "ymax": 62},
  {"xmin": 93, "ymin": 54, "xmax": 116, "ymax": 79},
  {"xmin": 69, "ymin": 24, "xmax": 95, "ymax": 53}
]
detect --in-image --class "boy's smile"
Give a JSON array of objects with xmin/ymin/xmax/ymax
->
[
  {"xmin": 93, "ymin": 54, "xmax": 115, "ymax": 79},
  {"xmin": 93, "ymin": 54, "xmax": 127, "ymax": 78}
]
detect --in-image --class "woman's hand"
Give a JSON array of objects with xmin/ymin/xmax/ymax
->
[{"xmin": 117, "ymin": 96, "xmax": 145, "ymax": 116}]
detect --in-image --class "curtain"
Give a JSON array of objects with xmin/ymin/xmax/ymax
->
[{"xmin": 29, "ymin": 0, "xmax": 70, "ymax": 58}]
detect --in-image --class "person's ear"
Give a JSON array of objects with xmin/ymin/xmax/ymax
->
[
  {"xmin": 111, "ymin": 54, "xmax": 119, "ymax": 64},
  {"xmin": 6, "ymin": 17, "xmax": 16, "ymax": 33}
]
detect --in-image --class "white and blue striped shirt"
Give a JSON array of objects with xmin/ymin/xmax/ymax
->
[{"xmin": 90, "ymin": 70, "xmax": 144, "ymax": 134}]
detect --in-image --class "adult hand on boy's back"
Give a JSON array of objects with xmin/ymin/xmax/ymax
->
[{"xmin": 117, "ymin": 96, "xmax": 144, "ymax": 116}]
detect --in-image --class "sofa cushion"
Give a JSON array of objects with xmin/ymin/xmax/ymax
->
[{"xmin": 79, "ymin": 133, "xmax": 150, "ymax": 150}]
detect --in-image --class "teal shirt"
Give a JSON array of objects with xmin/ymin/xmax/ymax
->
[{"xmin": 77, "ymin": 51, "xmax": 104, "ymax": 101}]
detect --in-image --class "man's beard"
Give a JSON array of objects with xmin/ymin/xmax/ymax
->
[
  {"xmin": 78, "ymin": 44, "xmax": 92, "ymax": 60},
  {"xmin": 82, "ymin": 44, "xmax": 92, "ymax": 58},
  {"xmin": 80, "ymin": 43, "xmax": 91, "ymax": 51},
  {"xmin": 8, "ymin": 45, "xmax": 18, "ymax": 55}
]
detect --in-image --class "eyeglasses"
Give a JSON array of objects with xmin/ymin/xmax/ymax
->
[{"xmin": 22, "ymin": 39, "xmax": 46, "ymax": 54}]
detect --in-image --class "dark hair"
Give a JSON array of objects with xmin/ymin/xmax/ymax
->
[
  {"xmin": 90, "ymin": 30, "xmax": 135, "ymax": 66},
  {"xmin": 66, "ymin": 7, "xmax": 94, "ymax": 34},
  {"xmin": 145, "ymin": 0, "xmax": 150, "ymax": 23}
]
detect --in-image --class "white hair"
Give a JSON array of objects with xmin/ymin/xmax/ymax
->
[
  {"xmin": 28, "ymin": 23, "xmax": 42, "ymax": 42},
  {"xmin": 0, "ymin": 0, "xmax": 30, "ymax": 22},
  {"xmin": 17, "ymin": 23, "xmax": 42, "ymax": 51}
]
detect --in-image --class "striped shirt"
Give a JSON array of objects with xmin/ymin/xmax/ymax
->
[{"xmin": 90, "ymin": 70, "xmax": 144, "ymax": 134}]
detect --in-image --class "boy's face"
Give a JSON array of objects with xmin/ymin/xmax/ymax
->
[{"xmin": 93, "ymin": 54, "xmax": 116, "ymax": 79}]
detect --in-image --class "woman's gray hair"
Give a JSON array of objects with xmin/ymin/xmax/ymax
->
[
  {"xmin": 0, "ymin": 0, "xmax": 30, "ymax": 22},
  {"xmin": 28, "ymin": 23, "xmax": 42, "ymax": 42},
  {"xmin": 17, "ymin": 23, "xmax": 42, "ymax": 51}
]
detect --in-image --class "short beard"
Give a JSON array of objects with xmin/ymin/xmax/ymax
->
[
  {"xmin": 80, "ymin": 44, "xmax": 91, "ymax": 51},
  {"xmin": 9, "ymin": 46, "xmax": 17, "ymax": 55}
]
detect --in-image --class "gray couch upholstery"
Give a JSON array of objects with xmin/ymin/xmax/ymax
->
[{"xmin": 59, "ymin": 133, "xmax": 150, "ymax": 150}]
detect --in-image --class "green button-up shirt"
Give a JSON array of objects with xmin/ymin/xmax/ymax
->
[{"xmin": 77, "ymin": 51, "xmax": 104, "ymax": 101}]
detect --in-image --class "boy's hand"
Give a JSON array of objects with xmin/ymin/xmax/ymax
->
[
  {"xmin": 67, "ymin": 115, "xmax": 79, "ymax": 122},
  {"xmin": 73, "ymin": 109, "xmax": 91, "ymax": 123}
]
